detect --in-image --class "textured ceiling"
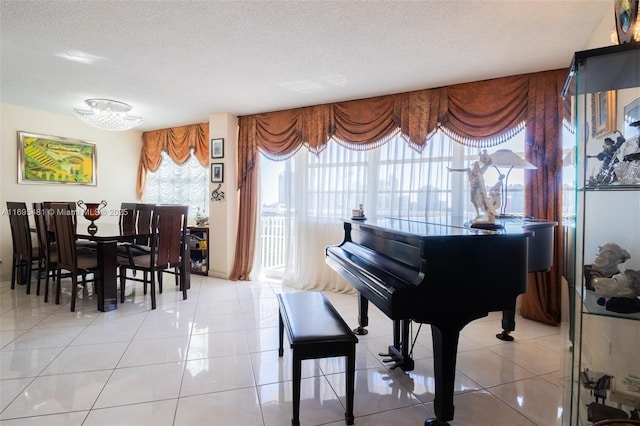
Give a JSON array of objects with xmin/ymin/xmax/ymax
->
[{"xmin": 1, "ymin": 1, "xmax": 611, "ymax": 132}]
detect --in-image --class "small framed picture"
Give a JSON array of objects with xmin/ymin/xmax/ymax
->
[
  {"xmin": 211, "ymin": 163, "xmax": 224, "ymax": 183},
  {"xmin": 211, "ymin": 138, "xmax": 224, "ymax": 159},
  {"xmin": 591, "ymin": 90, "xmax": 616, "ymax": 138}
]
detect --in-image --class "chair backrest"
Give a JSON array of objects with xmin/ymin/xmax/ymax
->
[
  {"xmin": 33, "ymin": 202, "xmax": 52, "ymax": 260},
  {"xmin": 43, "ymin": 201, "xmax": 78, "ymax": 234},
  {"xmin": 134, "ymin": 203, "xmax": 155, "ymax": 245},
  {"xmin": 49, "ymin": 202, "xmax": 77, "ymax": 271},
  {"xmin": 6, "ymin": 201, "xmax": 32, "ymax": 261},
  {"xmin": 119, "ymin": 202, "xmax": 137, "ymax": 233},
  {"xmin": 152, "ymin": 205, "xmax": 188, "ymax": 268}
]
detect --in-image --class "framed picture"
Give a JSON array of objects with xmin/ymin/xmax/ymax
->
[
  {"xmin": 211, "ymin": 163, "xmax": 224, "ymax": 183},
  {"xmin": 591, "ymin": 90, "xmax": 617, "ymax": 138},
  {"xmin": 211, "ymin": 138, "xmax": 224, "ymax": 159},
  {"xmin": 624, "ymin": 96, "xmax": 640, "ymax": 137},
  {"xmin": 18, "ymin": 131, "xmax": 97, "ymax": 185}
]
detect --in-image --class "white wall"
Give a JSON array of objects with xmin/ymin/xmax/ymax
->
[
  {"xmin": 208, "ymin": 112, "xmax": 238, "ymax": 279},
  {"xmin": 0, "ymin": 103, "xmax": 142, "ymax": 281}
]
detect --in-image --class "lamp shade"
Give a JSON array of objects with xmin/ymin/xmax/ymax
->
[{"xmin": 490, "ymin": 149, "xmax": 536, "ymax": 169}]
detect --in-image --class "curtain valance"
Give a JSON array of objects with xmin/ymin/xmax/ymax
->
[
  {"xmin": 442, "ymin": 76, "xmax": 528, "ymax": 147},
  {"xmin": 236, "ymin": 70, "xmax": 567, "ymax": 190},
  {"xmin": 136, "ymin": 122, "xmax": 209, "ymax": 199}
]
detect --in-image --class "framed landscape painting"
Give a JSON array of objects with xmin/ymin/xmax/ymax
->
[{"xmin": 18, "ymin": 131, "xmax": 97, "ymax": 185}]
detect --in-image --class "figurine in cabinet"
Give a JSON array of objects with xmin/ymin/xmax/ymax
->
[
  {"xmin": 593, "ymin": 269, "xmax": 640, "ymax": 299},
  {"xmin": 593, "ymin": 269, "xmax": 640, "ymax": 314},
  {"xmin": 589, "ymin": 131, "xmax": 626, "ymax": 184},
  {"xmin": 584, "ymin": 242, "xmax": 631, "ymax": 290}
]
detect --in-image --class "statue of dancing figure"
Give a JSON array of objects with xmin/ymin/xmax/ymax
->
[{"xmin": 449, "ymin": 149, "xmax": 497, "ymax": 223}]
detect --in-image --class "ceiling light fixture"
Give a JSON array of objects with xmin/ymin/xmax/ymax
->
[{"xmin": 73, "ymin": 98, "xmax": 142, "ymax": 131}]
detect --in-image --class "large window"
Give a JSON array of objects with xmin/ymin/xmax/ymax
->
[
  {"xmin": 258, "ymin": 131, "xmax": 527, "ymax": 288},
  {"xmin": 144, "ymin": 150, "xmax": 209, "ymax": 218}
]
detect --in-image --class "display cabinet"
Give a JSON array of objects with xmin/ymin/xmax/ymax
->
[
  {"xmin": 188, "ymin": 226, "xmax": 209, "ymax": 275},
  {"xmin": 564, "ymin": 43, "xmax": 640, "ymax": 425}
]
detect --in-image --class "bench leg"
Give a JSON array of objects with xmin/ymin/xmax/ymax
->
[
  {"xmin": 278, "ymin": 309, "xmax": 284, "ymax": 357},
  {"xmin": 345, "ymin": 347, "xmax": 356, "ymax": 425},
  {"xmin": 292, "ymin": 353, "xmax": 302, "ymax": 426}
]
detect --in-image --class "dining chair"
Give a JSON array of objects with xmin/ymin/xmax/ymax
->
[
  {"xmin": 49, "ymin": 202, "xmax": 101, "ymax": 312},
  {"xmin": 116, "ymin": 203, "xmax": 155, "ymax": 291},
  {"xmin": 44, "ymin": 201, "xmax": 97, "ymax": 254},
  {"xmin": 6, "ymin": 201, "xmax": 43, "ymax": 295},
  {"xmin": 118, "ymin": 205, "xmax": 188, "ymax": 309},
  {"xmin": 33, "ymin": 202, "xmax": 58, "ymax": 301}
]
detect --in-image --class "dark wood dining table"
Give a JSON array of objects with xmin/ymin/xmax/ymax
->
[
  {"xmin": 77, "ymin": 220, "xmax": 192, "ymax": 312},
  {"xmin": 76, "ymin": 223, "xmax": 147, "ymax": 312}
]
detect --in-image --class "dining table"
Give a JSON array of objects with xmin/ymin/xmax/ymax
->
[
  {"xmin": 76, "ymin": 222, "xmax": 191, "ymax": 312},
  {"xmin": 75, "ymin": 223, "xmax": 144, "ymax": 311}
]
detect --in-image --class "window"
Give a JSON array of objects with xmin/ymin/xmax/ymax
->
[
  {"xmin": 258, "ymin": 130, "xmax": 527, "ymax": 286},
  {"xmin": 144, "ymin": 150, "xmax": 209, "ymax": 218}
]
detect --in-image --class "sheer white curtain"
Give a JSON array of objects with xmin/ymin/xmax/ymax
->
[
  {"xmin": 144, "ymin": 150, "xmax": 209, "ymax": 217},
  {"xmin": 259, "ymin": 132, "xmax": 526, "ymax": 291}
]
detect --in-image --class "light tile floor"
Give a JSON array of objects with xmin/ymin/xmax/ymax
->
[{"xmin": 0, "ymin": 274, "xmax": 571, "ymax": 425}]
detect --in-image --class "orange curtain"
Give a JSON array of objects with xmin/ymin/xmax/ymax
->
[
  {"xmin": 396, "ymin": 88, "xmax": 448, "ymax": 152},
  {"xmin": 136, "ymin": 123, "xmax": 209, "ymax": 199},
  {"xmin": 230, "ymin": 116, "xmax": 259, "ymax": 281},
  {"xmin": 231, "ymin": 68, "xmax": 569, "ymax": 331},
  {"xmin": 520, "ymin": 69, "xmax": 567, "ymax": 326},
  {"xmin": 442, "ymin": 75, "xmax": 529, "ymax": 147}
]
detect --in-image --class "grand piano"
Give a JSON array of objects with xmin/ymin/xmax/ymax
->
[{"xmin": 326, "ymin": 216, "xmax": 555, "ymax": 425}]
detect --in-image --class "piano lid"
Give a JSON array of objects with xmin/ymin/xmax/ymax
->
[{"xmin": 345, "ymin": 216, "xmax": 535, "ymax": 239}]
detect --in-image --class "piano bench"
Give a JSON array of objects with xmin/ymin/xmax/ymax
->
[{"xmin": 277, "ymin": 291, "xmax": 358, "ymax": 426}]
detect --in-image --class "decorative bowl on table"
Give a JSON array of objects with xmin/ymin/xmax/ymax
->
[{"xmin": 77, "ymin": 200, "xmax": 107, "ymax": 234}]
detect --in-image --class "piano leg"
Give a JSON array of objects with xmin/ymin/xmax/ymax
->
[
  {"xmin": 353, "ymin": 292, "xmax": 369, "ymax": 335},
  {"xmin": 496, "ymin": 307, "xmax": 516, "ymax": 341},
  {"xmin": 425, "ymin": 323, "xmax": 461, "ymax": 426}
]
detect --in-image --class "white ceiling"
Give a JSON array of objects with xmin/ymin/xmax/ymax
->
[{"xmin": 1, "ymin": 1, "xmax": 611, "ymax": 132}]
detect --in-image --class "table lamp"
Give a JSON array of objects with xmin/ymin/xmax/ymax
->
[{"xmin": 490, "ymin": 149, "xmax": 536, "ymax": 217}]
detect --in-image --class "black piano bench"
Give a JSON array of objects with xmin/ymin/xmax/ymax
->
[{"xmin": 277, "ymin": 291, "xmax": 358, "ymax": 426}]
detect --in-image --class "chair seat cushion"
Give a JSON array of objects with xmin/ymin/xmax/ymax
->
[
  {"xmin": 77, "ymin": 254, "xmax": 98, "ymax": 270},
  {"xmin": 117, "ymin": 243, "xmax": 151, "ymax": 258}
]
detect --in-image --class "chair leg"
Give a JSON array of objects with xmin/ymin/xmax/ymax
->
[
  {"xmin": 180, "ymin": 266, "xmax": 187, "ymax": 300},
  {"xmin": 70, "ymin": 274, "xmax": 78, "ymax": 312},
  {"xmin": 36, "ymin": 259, "xmax": 43, "ymax": 296},
  {"xmin": 25, "ymin": 261, "xmax": 32, "ymax": 295},
  {"xmin": 10, "ymin": 256, "xmax": 17, "ymax": 290},
  {"xmin": 158, "ymin": 270, "xmax": 163, "ymax": 294},
  {"xmin": 55, "ymin": 268, "xmax": 62, "ymax": 305},
  {"xmin": 119, "ymin": 266, "xmax": 126, "ymax": 303},
  {"xmin": 44, "ymin": 261, "xmax": 51, "ymax": 303},
  {"xmin": 150, "ymin": 268, "xmax": 157, "ymax": 310}
]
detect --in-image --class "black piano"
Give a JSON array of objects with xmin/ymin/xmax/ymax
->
[{"xmin": 326, "ymin": 217, "xmax": 552, "ymax": 426}]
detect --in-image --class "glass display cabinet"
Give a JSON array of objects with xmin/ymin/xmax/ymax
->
[{"xmin": 563, "ymin": 42, "xmax": 640, "ymax": 425}]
